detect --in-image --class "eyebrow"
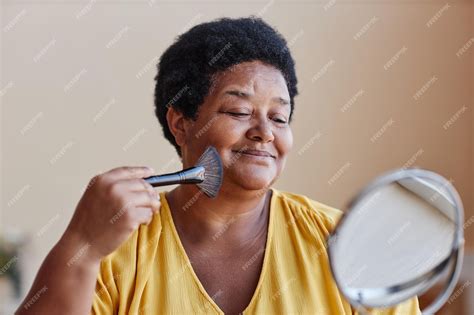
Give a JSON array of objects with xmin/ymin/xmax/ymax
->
[{"xmin": 223, "ymin": 89, "xmax": 290, "ymax": 106}]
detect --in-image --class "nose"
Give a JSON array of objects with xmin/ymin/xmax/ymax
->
[{"xmin": 246, "ymin": 115, "xmax": 274, "ymax": 143}]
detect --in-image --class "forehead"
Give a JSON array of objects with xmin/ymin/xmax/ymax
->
[{"xmin": 209, "ymin": 61, "xmax": 288, "ymax": 95}]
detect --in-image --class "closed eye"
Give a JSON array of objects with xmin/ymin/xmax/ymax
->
[
  {"xmin": 226, "ymin": 112, "xmax": 250, "ymax": 117},
  {"xmin": 273, "ymin": 118, "xmax": 287, "ymax": 124},
  {"xmin": 224, "ymin": 111, "xmax": 288, "ymax": 124}
]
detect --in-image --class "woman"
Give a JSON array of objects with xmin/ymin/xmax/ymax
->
[{"xmin": 17, "ymin": 17, "xmax": 420, "ymax": 315}]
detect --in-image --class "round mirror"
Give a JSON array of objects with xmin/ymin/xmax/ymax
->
[{"xmin": 327, "ymin": 168, "xmax": 465, "ymax": 314}]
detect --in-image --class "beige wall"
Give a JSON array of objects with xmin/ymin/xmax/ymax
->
[{"xmin": 1, "ymin": 0, "xmax": 473, "ymax": 308}]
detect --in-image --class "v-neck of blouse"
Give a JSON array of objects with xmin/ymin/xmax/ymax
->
[{"xmin": 160, "ymin": 188, "xmax": 277, "ymax": 315}]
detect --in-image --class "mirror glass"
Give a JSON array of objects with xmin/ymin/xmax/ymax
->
[{"xmin": 328, "ymin": 171, "xmax": 462, "ymax": 310}]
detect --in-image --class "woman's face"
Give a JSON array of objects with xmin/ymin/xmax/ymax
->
[{"xmin": 168, "ymin": 60, "xmax": 293, "ymax": 192}]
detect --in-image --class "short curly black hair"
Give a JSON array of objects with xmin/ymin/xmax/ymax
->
[{"xmin": 154, "ymin": 16, "xmax": 298, "ymax": 157}]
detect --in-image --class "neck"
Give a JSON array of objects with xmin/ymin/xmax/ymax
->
[{"xmin": 165, "ymin": 184, "xmax": 273, "ymax": 247}]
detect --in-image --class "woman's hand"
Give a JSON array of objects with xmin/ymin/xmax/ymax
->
[
  {"xmin": 63, "ymin": 166, "xmax": 161, "ymax": 261},
  {"xmin": 16, "ymin": 166, "xmax": 161, "ymax": 315}
]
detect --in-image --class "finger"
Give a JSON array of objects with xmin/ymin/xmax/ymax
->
[
  {"xmin": 129, "ymin": 191, "xmax": 161, "ymax": 212},
  {"xmin": 134, "ymin": 207, "xmax": 154, "ymax": 225},
  {"xmin": 114, "ymin": 178, "xmax": 155, "ymax": 193},
  {"xmin": 104, "ymin": 166, "xmax": 155, "ymax": 182}
]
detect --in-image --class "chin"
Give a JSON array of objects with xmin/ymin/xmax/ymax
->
[
  {"xmin": 231, "ymin": 169, "xmax": 276, "ymax": 191},
  {"xmin": 222, "ymin": 151, "xmax": 279, "ymax": 189}
]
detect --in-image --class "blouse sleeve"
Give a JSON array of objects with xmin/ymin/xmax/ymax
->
[
  {"xmin": 353, "ymin": 296, "xmax": 422, "ymax": 315},
  {"xmin": 306, "ymin": 198, "xmax": 422, "ymax": 315},
  {"xmin": 90, "ymin": 257, "xmax": 119, "ymax": 314}
]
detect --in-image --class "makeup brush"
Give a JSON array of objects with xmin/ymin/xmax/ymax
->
[{"xmin": 143, "ymin": 146, "xmax": 223, "ymax": 198}]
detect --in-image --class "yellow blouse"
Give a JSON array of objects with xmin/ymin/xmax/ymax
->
[{"xmin": 91, "ymin": 188, "xmax": 421, "ymax": 314}]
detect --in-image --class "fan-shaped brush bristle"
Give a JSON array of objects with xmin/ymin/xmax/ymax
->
[{"xmin": 195, "ymin": 146, "xmax": 223, "ymax": 198}]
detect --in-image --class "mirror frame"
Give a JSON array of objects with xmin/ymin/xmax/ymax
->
[{"xmin": 327, "ymin": 168, "xmax": 465, "ymax": 314}]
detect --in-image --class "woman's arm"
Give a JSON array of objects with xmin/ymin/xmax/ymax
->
[
  {"xmin": 15, "ymin": 166, "xmax": 161, "ymax": 314},
  {"xmin": 15, "ymin": 232, "xmax": 101, "ymax": 315}
]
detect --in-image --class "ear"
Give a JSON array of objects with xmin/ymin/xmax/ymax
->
[{"xmin": 166, "ymin": 106, "xmax": 191, "ymax": 146}]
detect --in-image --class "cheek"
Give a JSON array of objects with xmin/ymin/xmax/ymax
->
[
  {"xmin": 186, "ymin": 116, "xmax": 243, "ymax": 153},
  {"xmin": 202, "ymin": 118, "xmax": 245, "ymax": 146},
  {"xmin": 276, "ymin": 128, "xmax": 293, "ymax": 157}
]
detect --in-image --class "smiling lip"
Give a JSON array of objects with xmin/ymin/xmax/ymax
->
[{"xmin": 233, "ymin": 149, "xmax": 275, "ymax": 158}]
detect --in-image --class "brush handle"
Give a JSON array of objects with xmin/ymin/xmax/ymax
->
[{"xmin": 143, "ymin": 166, "xmax": 205, "ymax": 187}]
